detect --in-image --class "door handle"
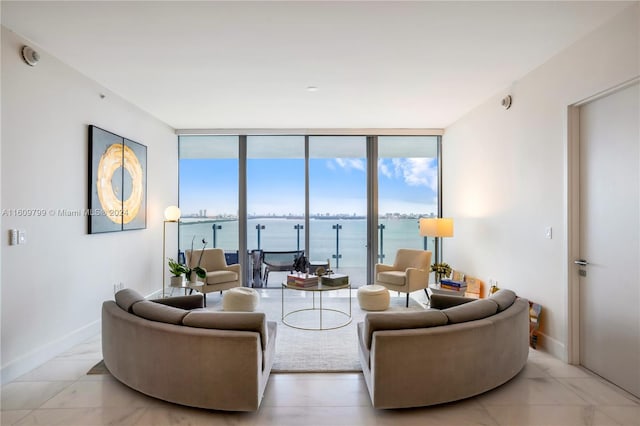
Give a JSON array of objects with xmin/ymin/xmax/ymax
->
[{"xmin": 574, "ymin": 259, "xmax": 589, "ymax": 266}]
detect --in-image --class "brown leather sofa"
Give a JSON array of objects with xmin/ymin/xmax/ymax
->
[
  {"xmin": 102, "ymin": 289, "xmax": 276, "ymax": 411},
  {"xmin": 357, "ymin": 289, "xmax": 529, "ymax": 409}
]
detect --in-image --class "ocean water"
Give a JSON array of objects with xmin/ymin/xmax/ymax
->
[{"xmin": 179, "ymin": 217, "xmax": 431, "ymax": 268}]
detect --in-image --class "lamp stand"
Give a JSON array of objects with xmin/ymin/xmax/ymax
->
[
  {"xmin": 162, "ymin": 220, "xmax": 168, "ymax": 298},
  {"xmin": 434, "ymin": 235, "xmax": 441, "ymax": 284}
]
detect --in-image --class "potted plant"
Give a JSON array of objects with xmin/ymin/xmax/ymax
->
[{"xmin": 167, "ymin": 258, "xmax": 189, "ymax": 286}]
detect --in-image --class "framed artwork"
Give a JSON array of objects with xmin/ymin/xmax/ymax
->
[
  {"xmin": 451, "ymin": 269, "xmax": 465, "ymax": 282},
  {"xmin": 88, "ymin": 125, "xmax": 147, "ymax": 233}
]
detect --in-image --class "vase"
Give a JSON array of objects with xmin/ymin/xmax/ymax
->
[
  {"xmin": 170, "ymin": 275, "xmax": 184, "ymax": 287},
  {"xmin": 188, "ymin": 271, "xmax": 199, "ymax": 284}
]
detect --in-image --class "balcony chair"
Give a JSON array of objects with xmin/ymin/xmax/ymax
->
[
  {"xmin": 261, "ymin": 250, "xmax": 304, "ymax": 285},
  {"xmin": 185, "ymin": 248, "xmax": 242, "ymax": 306},
  {"xmin": 374, "ymin": 248, "xmax": 432, "ymax": 307}
]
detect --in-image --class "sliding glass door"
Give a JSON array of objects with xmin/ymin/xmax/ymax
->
[
  {"xmin": 309, "ymin": 136, "xmax": 367, "ymax": 286},
  {"xmin": 247, "ymin": 136, "xmax": 305, "ymax": 285}
]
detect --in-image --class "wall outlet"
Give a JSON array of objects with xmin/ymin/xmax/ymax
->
[{"xmin": 9, "ymin": 229, "xmax": 18, "ymax": 245}]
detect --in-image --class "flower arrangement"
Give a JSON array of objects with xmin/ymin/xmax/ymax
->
[
  {"xmin": 189, "ymin": 236, "xmax": 208, "ymax": 280},
  {"xmin": 430, "ymin": 262, "xmax": 452, "ymax": 278}
]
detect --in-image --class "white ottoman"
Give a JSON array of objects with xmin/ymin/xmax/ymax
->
[
  {"xmin": 357, "ymin": 285, "xmax": 390, "ymax": 311},
  {"xmin": 223, "ymin": 287, "xmax": 259, "ymax": 312}
]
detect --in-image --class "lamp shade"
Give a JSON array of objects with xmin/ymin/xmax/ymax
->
[
  {"xmin": 164, "ymin": 205, "xmax": 181, "ymax": 222},
  {"xmin": 419, "ymin": 217, "xmax": 454, "ymax": 238}
]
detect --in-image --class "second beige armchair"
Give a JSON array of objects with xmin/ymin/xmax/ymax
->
[
  {"xmin": 374, "ymin": 248, "xmax": 432, "ymax": 307},
  {"xmin": 185, "ymin": 248, "xmax": 242, "ymax": 305}
]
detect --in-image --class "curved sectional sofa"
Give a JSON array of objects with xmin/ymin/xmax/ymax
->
[
  {"xmin": 102, "ymin": 289, "xmax": 276, "ymax": 411},
  {"xmin": 357, "ymin": 289, "xmax": 529, "ymax": 409}
]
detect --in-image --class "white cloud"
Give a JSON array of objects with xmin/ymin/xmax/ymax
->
[
  {"xmin": 378, "ymin": 159, "xmax": 392, "ymax": 178},
  {"xmin": 383, "ymin": 158, "xmax": 438, "ymax": 191},
  {"xmin": 335, "ymin": 158, "xmax": 365, "ymax": 172}
]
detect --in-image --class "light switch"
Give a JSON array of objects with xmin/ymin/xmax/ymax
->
[
  {"xmin": 18, "ymin": 230, "xmax": 26, "ymax": 244},
  {"xmin": 545, "ymin": 226, "xmax": 552, "ymax": 239}
]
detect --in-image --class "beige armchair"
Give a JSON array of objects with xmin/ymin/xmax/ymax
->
[
  {"xmin": 185, "ymin": 248, "xmax": 242, "ymax": 306},
  {"xmin": 374, "ymin": 248, "xmax": 432, "ymax": 307}
]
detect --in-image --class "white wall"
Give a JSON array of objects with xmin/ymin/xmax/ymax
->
[
  {"xmin": 1, "ymin": 27, "xmax": 178, "ymax": 383},
  {"xmin": 443, "ymin": 4, "xmax": 639, "ymax": 360}
]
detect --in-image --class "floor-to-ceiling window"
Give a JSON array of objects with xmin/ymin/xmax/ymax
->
[
  {"xmin": 309, "ymin": 136, "xmax": 367, "ymax": 284},
  {"xmin": 178, "ymin": 133, "xmax": 440, "ymax": 287},
  {"xmin": 247, "ymin": 136, "xmax": 306, "ymax": 285},
  {"xmin": 377, "ymin": 136, "xmax": 440, "ymax": 263},
  {"xmin": 178, "ymin": 135, "xmax": 239, "ymax": 261}
]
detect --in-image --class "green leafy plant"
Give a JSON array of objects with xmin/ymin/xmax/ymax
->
[
  {"xmin": 430, "ymin": 262, "xmax": 452, "ymax": 278},
  {"xmin": 167, "ymin": 258, "xmax": 189, "ymax": 277}
]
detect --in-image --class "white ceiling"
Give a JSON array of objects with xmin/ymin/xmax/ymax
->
[{"xmin": 2, "ymin": 1, "xmax": 633, "ymax": 130}]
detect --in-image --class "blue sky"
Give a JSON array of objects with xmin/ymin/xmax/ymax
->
[{"xmin": 179, "ymin": 157, "xmax": 438, "ymax": 216}]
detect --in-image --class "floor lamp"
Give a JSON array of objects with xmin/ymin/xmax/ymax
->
[
  {"xmin": 419, "ymin": 217, "xmax": 454, "ymax": 283},
  {"xmin": 163, "ymin": 205, "xmax": 181, "ymax": 298}
]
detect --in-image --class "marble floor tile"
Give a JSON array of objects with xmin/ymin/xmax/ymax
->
[
  {"xmin": 55, "ymin": 341, "xmax": 102, "ymax": 361},
  {"xmin": 596, "ymin": 405, "xmax": 640, "ymax": 425},
  {"xmin": 261, "ymin": 375, "xmax": 370, "ymax": 407},
  {"xmin": 372, "ymin": 404, "xmax": 499, "ymax": 426},
  {"xmin": 79, "ymin": 373, "xmax": 120, "ymax": 382},
  {"xmin": 1, "ymin": 381, "xmax": 73, "ymax": 410},
  {"xmin": 12, "ymin": 407, "xmax": 146, "ymax": 426},
  {"xmin": 529, "ymin": 355, "xmax": 593, "ymax": 378},
  {"xmin": 475, "ymin": 376, "xmax": 588, "ymax": 406},
  {"xmin": 1, "ymin": 410, "xmax": 32, "ymax": 425},
  {"xmin": 134, "ymin": 406, "xmax": 257, "ymax": 426},
  {"xmin": 517, "ymin": 362, "xmax": 550, "ymax": 379},
  {"xmin": 254, "ymin": 406, "xmax": 375, "ymax": 426},
  {"xmin": 3, "ymin": 332, "xmax": 640, "ymax": 425},
  {"xmin": 485, "ymin": 405, "xmax": 622, "ymax": 426},
  {"xmin": 558, "ymin": 377, "xmax": 640, "ymax": 406},
  {"xmin": 40, "ymin": 380, "xmax": 164, "ymax": 409},
  {"xmin": 15, "ymin": 358, "xmax": 98, "ymax": 382}
]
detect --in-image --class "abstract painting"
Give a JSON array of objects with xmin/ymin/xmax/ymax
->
[{"xmin": 89, "ymin": 125, "xmax": 147, "ymax": 233}]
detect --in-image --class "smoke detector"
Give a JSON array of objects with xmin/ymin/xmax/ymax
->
[
  {"xmin": 21, "ymin": 45, "xmax": 40, "ymax": 66},
  {"xmin": 501, "ymin": 95, "xmax": 512, "ymax": 110}
]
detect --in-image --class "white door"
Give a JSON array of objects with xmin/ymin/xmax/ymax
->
[{"xmin": 578, "ymin": 81, "xmax": 640, "ymax": 398}]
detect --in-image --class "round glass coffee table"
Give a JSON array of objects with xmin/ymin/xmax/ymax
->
[{"xmin": 281, "ymin": 281, "xmax": 352, "ymax": 331}]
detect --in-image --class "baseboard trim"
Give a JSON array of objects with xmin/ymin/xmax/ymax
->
[
  {"xmin": 537, "ymin": 331, "xmax": 567, "ymax": 362},
  {"xmin": 1, "ymin": 319, "xmax": 101, "ymax": 385}
]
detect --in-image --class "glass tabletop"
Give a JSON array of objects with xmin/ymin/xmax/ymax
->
[{"xmin": 282, "ymin": 282, "xmax": 349, "ymax": 292}]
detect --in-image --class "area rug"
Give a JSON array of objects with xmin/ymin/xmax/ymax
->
[{"xmin": 209, "ymin": 288, "xmax": 426, "ymax": 373}]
